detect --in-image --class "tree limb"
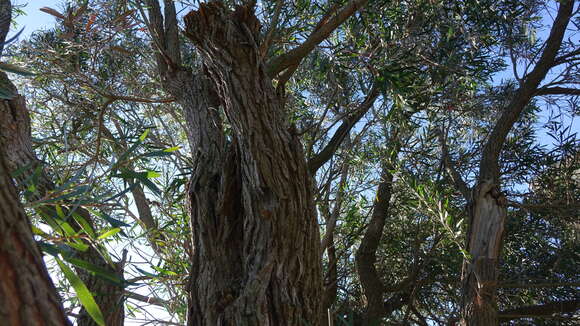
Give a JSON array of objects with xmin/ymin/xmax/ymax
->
[
  {"xmin": 479, "ymin": 0, "xmax": 574, "ymax": 182},
  {"xmin": 535, "ymin": 86, "xmax": 580, "ymax": 96},
  {"xmin": 266, "ymin": 0, "xmax": 369, "ymax": 78},
  {"xmin": 308, "ymin": 85, "xmax": 379, "ymax": 174},
  {"xmin": 125, "ymin": 290, "xmax": 169, "ymax": 307},
  {"xmin": 498, "ymin": 299, "xmax": 580, "ymax": 321},
  {"xmin": 437, "ymin": 130, "xmax": 471, "ymax": 200}
]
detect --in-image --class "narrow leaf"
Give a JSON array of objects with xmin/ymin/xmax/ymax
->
[
  {"xmin": 97, "ymin": 227, "xmax": 121, "ymax": 240},
  {"xmin": 55, "ymin": 258, "xmax": 105, "ymax": 326}
]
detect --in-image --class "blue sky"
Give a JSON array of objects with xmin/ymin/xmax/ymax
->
[{"xmin": 13, "ymin": 0, "xmax": 61, "ymax": 37}]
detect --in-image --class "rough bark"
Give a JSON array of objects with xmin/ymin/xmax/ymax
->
[
  {"xmin": 0, "ymin": 138, "xmax": 70, "ymax": 326},
  {"xmin": 182, "ymin": 2, "xmax": 323, "ymax": 325},
  {"xmin": 0, "ymin": 78, "xmax": 125, "ymax": 326},
  {"xmin": 460, "ymin": 1, "xmax": 574, "ymax": 324}
]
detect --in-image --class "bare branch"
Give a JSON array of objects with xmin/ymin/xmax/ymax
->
[
  {"xmin": 535, "ymin": 86, "xmax": 580, "ymax": 96},
  {"xmin": 259, "ymin": 0, "xmax": 283, "ymax": 59},
  {"xmin": 266, "ymin": 0, "xmax": 369, "ymax": 78},
  {"xmin": 498, "ymin": 299, "xmax": 580, "ymax": 321},
  {"xmin": 479, "ymin": 0, "xmax": 574, "ymax": 182},
  {"xmin": 437, "ymin": 130, "xmax": 471, "ymax": 200},
  {"xmin": 308, "ymin": 85, "xmax": 379, "ymax": 174},
  {"xmin": 125, "ymin": 290, "xmax": 169, "ymax": 307}
]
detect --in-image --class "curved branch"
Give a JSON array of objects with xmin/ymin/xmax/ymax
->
[
  {"xmin": 355, "ymin": 136, "xmax": 400, "ymax": 322},
  {"xmin": 266, "ymin": 0, "xmax": 369, "ymax": 78},
  {"xmin": 308, "ymin": 85, "xmax": 379, "ymax": 174},
  {"xmin": 479, "ymin": 0, "xmax": 574, "ymax": 182}
]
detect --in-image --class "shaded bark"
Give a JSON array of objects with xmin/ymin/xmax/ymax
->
[
  {"xmin": 0, "ymin": 80, "xmax": 125, "ymax": 326},
  {"xmin": 355, "ymin": 151, "xmax": 398, "ymax": 324},
  {"xmin": 498, "ymin": 299, "xmax": 580, "ymax": 321},
  {"xmin": 460, "ymin": 1, "xmax": 575, "ymax": 324},
  {"xmin": 139, "ymin": 0, "xmax": 366, "ymax": 323},
  {"xmin": 0, "ymin": 135, "xmax": 70, "ymax": 326},
  {"xmin": 182, "ymin": 3, "xmax": 323, "ymax": 324}
]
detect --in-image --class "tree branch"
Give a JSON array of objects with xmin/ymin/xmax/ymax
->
[
  {"xmin": 308, "ymin": 85, "xmax": 379, "ymax": 174},
  {"xmin": 437, "ymin": 130, "xmax": 470, "ymax": 200},
  {"xmin": 266, "ymin": 0, "xmax": 369, "ymax": 78},
  {"xmin": 259, "ymin": 0, "xmax": 283, "ymax": 58},
  {"xmin": 498, "ymin": 299, "xmax": 580, "ymax": 321},
  {"xmin": 125, "ymin": 290, "xmax": 169, "ymax": 307},
  {"xmin": 535, "ymin": 86, "xmax": 580, "ymax": 96},
  {"xmin": 479, "ymin": 0, "xmax": 574, "ymax": 182},
  {"xmin": 355, "ymin": 133, "xmax": 401, "ymax": 322}
]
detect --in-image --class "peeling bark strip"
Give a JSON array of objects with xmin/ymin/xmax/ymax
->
[
  {"xmin": 183, "ymin": 2, "xmax": 323, "ymax": 325},
  {"xmin": 0, "ymin": 147, "xmax": 70, "ymax": 325}
]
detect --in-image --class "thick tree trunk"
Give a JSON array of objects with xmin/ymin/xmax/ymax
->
[
  {"xmin": 0, "ymin": 142, "xmax": 70, "ymax": 325},
  {"xmin": 460, "ymin": 181, "xmax": 506, "ymax": 325},
  {"xmin": 0, "ymin": 82, "xmax": 124, "ymax": 326},
  {"xmin": 181, "ymin": 2, "xmax": 323, "ymax": 325}
]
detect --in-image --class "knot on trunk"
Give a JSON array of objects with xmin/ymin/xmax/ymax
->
[{"xmin": 473, "ymin": 180, "xmax": 507, "ymax": 207}]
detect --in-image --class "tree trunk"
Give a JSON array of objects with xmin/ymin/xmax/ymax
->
[
  {"xmin": 459, "ymin": 1, "xmax": 574, "ymax": 323},
  {"xmin": 181, "ymin": 2, "xmax": 323, "ymax": 325},
  {"xmin": 0, "ymin": 79, "xmax": 124, "ymax": 326},
  {"xmin": 460, "ymin": 181, "xmax": 506, "ymax": 325},
  {"xmin": 0, "ymin": 139, "xmax": 70, "ymax": 325}
]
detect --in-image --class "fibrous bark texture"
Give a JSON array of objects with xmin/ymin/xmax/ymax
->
[
  {"xmin": 0, "ymin": 79, "xmax": 124, "ymax": 326},
  {"xmin": 0, "ymin": 136, "xmax": 70, "ymax": 326},
  {"xmin": 182, "ymin": 2, "xmax": 323, "ymax": 325}
]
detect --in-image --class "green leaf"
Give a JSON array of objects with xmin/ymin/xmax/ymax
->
[
  {"xmin": 0, "ymin": 62, "xmax": 35, "ymax": 76},
  {"xmin": 134, "ymin": 266, "xmax": 159, "ymax": 278},
  {"xmin": 38, "ymin": 241, "xmax": 61, "ymax": 257},
  {"xmin": 146, "ymin": 170, "xmax": 161, "ymax": 178},
  {"xmin": 112, "ymin": 169, "xmax": 162, "ymax": 196},
  {"xmin": 139, "ymin": 129, "xmax": 149, "ymax": 141},
  {"xmin": 142, "ymin": 150, "xmax": 173, "ymax": 158},
  {"xmin": 64, "ymin": 257, "xmax": 124, "ymax": 286},
  {"xmin": 97, "ymin": 227, "xmax": 121, "ymax": 240},
  {"xmin": 66, "ymin": 241, "xmax": 89, "ymax": 252},
  {"xmin": 37, "ymin": 210, "xmax": 65, "ymax": 235},
  {"xmin": 31, "ymin": 225, "xmax": 48, "ymax": 236},
  {"xmin": 163, "ymin": 146, "xmax": 180, "ymax": 152},
  {"xmin": 152, "ymin": 265, "xmax": 178, "ymax": 276},
  {"xmin": 55, "ymin": 258, "xmax": 105, "ymax": 326},
  {"xmin": 71, "ymin": 211, "xmax": 96, "ymax": 239}
]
